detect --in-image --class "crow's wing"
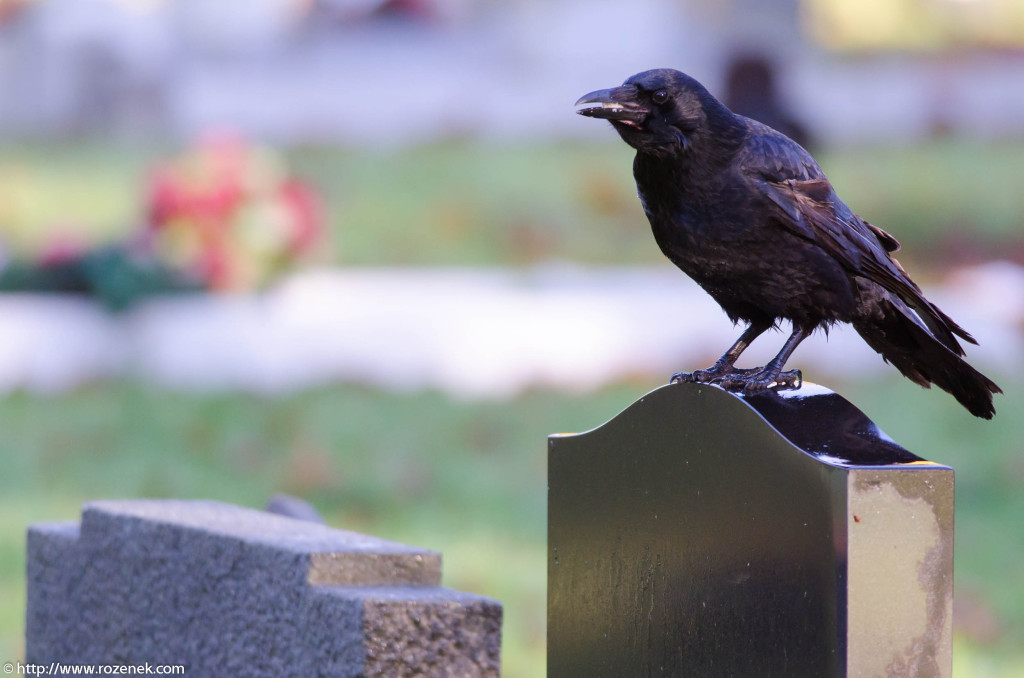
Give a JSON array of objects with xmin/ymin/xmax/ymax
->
[{"xmin": 737, "ymin": 123, "xmax": 975, "ymax": 353}]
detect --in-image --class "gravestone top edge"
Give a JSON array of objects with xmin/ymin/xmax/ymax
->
[
  {"xmin": 314, "ymin": 584, "xmax": 504, "ymax": 606},
  {"xmin": 79, "ymin": 499, "xmax": 440, "ymax": 559},
  {"xmin": 27, "ymin": 522, "xmax": 79, "ymax": 538},
  {"xmin": 551, "ymin": 381, "xmax": 947, "ymax": 470}
]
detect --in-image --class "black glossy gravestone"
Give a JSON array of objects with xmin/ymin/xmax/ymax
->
[{"xmin": 548, "ymin": 381, "xmax": 953, "ymax": 678}]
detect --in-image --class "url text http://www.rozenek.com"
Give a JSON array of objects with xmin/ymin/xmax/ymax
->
[{"xmin": 4, "ymin": 663, "xmax": 185, "ymax": 676}]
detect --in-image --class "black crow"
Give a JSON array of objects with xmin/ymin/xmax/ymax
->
[{"xmin": 576, "ymin": 68, "xmax": 1001, "ymax": 418}]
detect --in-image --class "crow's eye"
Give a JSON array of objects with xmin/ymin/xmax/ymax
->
[{"xmin": 652, "ymin": 90, "xmax": 669, "ymax": 105}]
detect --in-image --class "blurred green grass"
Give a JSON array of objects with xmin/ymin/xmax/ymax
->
[
  {"xmin": 2, "ymin": 138, "xmax": 1023, "ymax": 266},
  {"xmin": 0, "ymin": 378, "xmax": 1022, "ymax": 676}
]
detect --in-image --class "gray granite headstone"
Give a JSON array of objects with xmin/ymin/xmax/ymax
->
[{"xmin": 26, "ymin": 499, "xmax": 502, "ymax": 677}]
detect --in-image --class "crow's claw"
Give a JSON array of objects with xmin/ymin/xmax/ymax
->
[
  {"xmin": 671, "ymin": 365, "xmax": 760, "ymax": 385},
  {"xmin": 716, "ymin": 368, "xmax": 803, "ymax": 393},
  {"xmin": 771, "ymin": 368, "xmax": 803, "ymax": 390},
  {"xmin": 718, "ymin": 374, "xmax": 749, "ymax": 390}
]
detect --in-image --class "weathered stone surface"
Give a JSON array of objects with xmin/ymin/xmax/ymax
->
[
  {"xmin": 344, "ymin": 587, "xmax": 503, "ymax": 678},
  {"xmin": 27, "ymin": 499, "xmax": 501, "ymax": 677}
]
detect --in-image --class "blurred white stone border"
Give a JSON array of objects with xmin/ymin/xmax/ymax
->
[{"xmin": 0, "ymin": 263, "xmax": 1018, "ymax": 398}]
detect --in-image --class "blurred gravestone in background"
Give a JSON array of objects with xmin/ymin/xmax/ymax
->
[
  {"xmin": 549, "ymin": 382, "xmax": 953, "ymax": 676},
  {"xmin": 723, "ymin": 52, "xmax": 813, "ymax": 150},
  {"xmin": 27, "ymin": 500, "xmax": 502, "ymax": 677}
]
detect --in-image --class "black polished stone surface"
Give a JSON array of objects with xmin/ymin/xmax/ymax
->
[
  {"xmin": 548, "ymin": 381, "xmax": 951, "ymax": 677},
  {"xmin": 735, "ymin": 382, "xmax": 925, "ymax": 466}
]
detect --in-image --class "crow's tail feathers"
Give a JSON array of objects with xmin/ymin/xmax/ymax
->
[{"xmin": 853, "ymin": 296, "xmax": 1002, "ymax": 419}]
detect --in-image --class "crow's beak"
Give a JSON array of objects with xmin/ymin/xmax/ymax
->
[{"xmin": 575, "ymin": 86, "xmax": 647, "ymax": 127}]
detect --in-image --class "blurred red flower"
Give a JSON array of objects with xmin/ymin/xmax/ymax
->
[{"xmin": 146, "ymin": 134, "xmax": 325, "ymax": 291}]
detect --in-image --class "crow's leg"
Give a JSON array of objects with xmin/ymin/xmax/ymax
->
[
  {"xmin": 720, "ymin": 326, "xmax": 808, "ymax": 393},
  {"xmin": 671, "ymin": 320, "xmax": 771, "ymax": 384}
]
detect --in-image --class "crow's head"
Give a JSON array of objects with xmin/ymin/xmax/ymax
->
[{"xmin": 576, "ymin": 69, "xmax": 739, "ymax": 156}]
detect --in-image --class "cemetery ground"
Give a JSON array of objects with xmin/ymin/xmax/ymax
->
[{"xmin": 0, "ymin": 138, "xmax": 1023, "ymax": 676}]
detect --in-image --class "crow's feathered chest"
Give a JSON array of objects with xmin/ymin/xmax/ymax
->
[
  {"xmin": 635, "ymin": 157, "xmax": 773, "ymax": 275},
  {"xmin": 632, "ymin": 150, "xmax": 855, "ymax": 326}
]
